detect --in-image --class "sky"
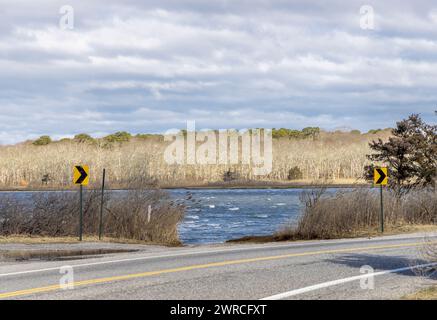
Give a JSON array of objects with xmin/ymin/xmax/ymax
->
[{"xmin": 0, "ymin": 0, "xmax": 436, "ymax": 144}]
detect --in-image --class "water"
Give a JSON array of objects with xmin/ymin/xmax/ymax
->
[
  {"xmin": 0, "ymin": 188, "xmax": 338, "ymax": 245},
  {"xmin": 172, "ymin": 188, "xmax": 307, "ymax": 244}
]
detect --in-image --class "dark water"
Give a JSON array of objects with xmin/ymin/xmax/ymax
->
[
  {"xmin": 0, "ymin": 188, "xmax": 338, "ymax": 245},
  {"xmin": 172, "ymin": 188, "xmax": 318, "ymax": 244}
]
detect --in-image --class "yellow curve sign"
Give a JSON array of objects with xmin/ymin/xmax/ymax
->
[
  {"xmin": 374, "ymin": 167, "xmax": 388, "ymax": 186},
  {"xmin": 73, "ymin": 165, "xmax": 89, "ymax": 186}
]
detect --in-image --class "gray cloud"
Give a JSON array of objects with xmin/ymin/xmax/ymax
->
[{"xmin": 0, "ymin": 0, "xmax": 436, "ymax": 144}]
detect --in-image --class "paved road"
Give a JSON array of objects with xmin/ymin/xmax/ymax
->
[{"xmin": 0, "ymin": 233, "xmax": 436, "ymax": 300}]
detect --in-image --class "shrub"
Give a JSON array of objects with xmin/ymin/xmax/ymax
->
[
  {"xmin": 136, "ymin": 133, "xmax": 154, "ymax": 139},
  {"xmin": 277, "ymin": 187, "xmax": 437, "ymax": 240},
  {"xmin": 104, "ymin": 131, "xmax": 132, "ymax": 143},
  {"xmin": 74, "ymin": 133, "xmax": 95, "ymax": 144},
  {"xmin": 223, "ymin": 170, "xmax": 239, "ymax": 182},
  {"xmin": 302, "ymin": 127, "xmax": 320, "ymax": 139},
  {"xmin": 288, "ymin": 166, "xmax": 303, "ymax": 180},
  {"xmin": 32, "ymin": 136, "xmax": 52, "ymax": 146},
  {"xmin": 0, "ymin": 188, "xmax": 185, "ymax": 245}
]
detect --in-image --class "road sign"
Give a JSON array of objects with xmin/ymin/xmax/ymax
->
[
  {"xmin": 73, "ymin": 165, "xmax": 89, "ymax": 186},
  {"xmin": 374, "ymin": 167, "xmax": 388, "ymax": 185}
]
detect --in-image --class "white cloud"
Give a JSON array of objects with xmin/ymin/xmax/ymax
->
[{"xmin": 0, "ymin": 0, "xmax": 436, "ymax": 144}]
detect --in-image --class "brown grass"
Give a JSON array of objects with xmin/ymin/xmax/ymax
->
[
  {"xmin": 403, "ymin": 287, "xmax": 437, "ymax": 300},
  {"xmin": 0, "ymin": 187, "xmax": 185, "ymax": 246},
  {"xmin": 229, "ymin": 187, "xmax": 437, "ymax": 243},
  {"xmin": 0, "ymin": 131, "xmax": 390, "ymax": 189}
]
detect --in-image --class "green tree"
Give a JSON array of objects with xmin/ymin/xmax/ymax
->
[
  {"xmin": 74, "ymin": 133, "xmax": 95, "ymax": 144},
  {"xmin": 364, "ymin": 114, "xmax": 436, "ymax": 196},
  {"xmin": 32, "ymin": 135, "xmax": 52, "ymax": 146},
  {"xmin": 302, "ymin": 127, "xmax": 320, "ymax": 139},
  {"xmin": 104, "ymin": 131, "xmax": 132, "ymax": 143}
]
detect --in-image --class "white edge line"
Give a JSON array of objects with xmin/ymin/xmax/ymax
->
[
  {"xmin": 0, "ymin": 234, "xmax": 435, "ymax": 278},
  {"xmin": 260, "ymin": 262, "xmax": 437, "ymax": 300}
]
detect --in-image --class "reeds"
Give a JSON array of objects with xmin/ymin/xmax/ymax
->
[
  {"xmin": 278, "ymin": 187, "xmax": 437, "ymax": 240},
  {"xmin": 0, "ymin": 187, "xmax": 185, "ymax": 245},
  {"xmin": 0, "ymin": 131, "xmax": 390, "ymax": 188}
]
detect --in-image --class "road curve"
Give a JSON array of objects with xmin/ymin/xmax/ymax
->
[{"xmin": 0, "ymin": 232, "xmax": 436, "ymax": 300}]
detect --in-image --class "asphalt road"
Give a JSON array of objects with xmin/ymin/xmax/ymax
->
[{"xmin": 1, "ymin": 232, "xmax": 437, "ymax": 300}]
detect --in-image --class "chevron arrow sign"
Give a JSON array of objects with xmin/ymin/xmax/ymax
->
[
  {"xmin": 73, "ymin": 165, "xmax": 89, "ymax": 186},
  {"xmin": 374, "ymin": 167, "xmax": 388, "ymax": 186}
]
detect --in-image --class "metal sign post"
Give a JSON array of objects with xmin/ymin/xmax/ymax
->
[
  {"xmin": 79, "ymin": 184, "xmax": 83, "ymax": 241},
  {"xmin": 374, "ymin": 167, "xmax": 388, "ymax": 233},
  {"xmin": 73, "ymin": 165, "xmax": 89, "ymax": 241},
  {"xmin": 99, "ymin": 168, "xmax": 106, "ymax": 240},
  {"xmin": 379, "ymin": 184, "xmax": 384, "ymax": 233}
]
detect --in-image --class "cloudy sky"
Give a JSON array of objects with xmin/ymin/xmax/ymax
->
[{"xmin": 0, "ymin": 0, "xmax": 436, "ymax": 144}]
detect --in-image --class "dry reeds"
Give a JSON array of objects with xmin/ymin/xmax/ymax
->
[
  {"xmin": 0, "ymin": 131, "xmax": 390, "ymax": 189},
  {"xmin": 278, "ymin": 187, "xmax": 437, "ymax": 240},
  {"xmin": 0, "ymin": 187, "xmax": 185, "ymax": 245}
]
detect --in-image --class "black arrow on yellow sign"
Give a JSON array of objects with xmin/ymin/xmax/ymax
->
[
  {"xmin": 73, "ymin": 165, "xmax": 89, "ymax": 186},
  {"xmin": 374, "ymin": 167, "xmax": 388, "ymax": 185}
]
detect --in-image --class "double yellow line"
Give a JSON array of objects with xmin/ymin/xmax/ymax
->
[{"xmin": 0, "ymin": 241, "xmax": 430, "ymax": 299}]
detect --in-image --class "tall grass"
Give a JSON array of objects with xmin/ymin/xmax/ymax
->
[
  {"xmin": 280, "ymin": 187, "xmax": 437, "ymax": 240},
  {"xmin": 0, "ymin": 187, "xmax": 185, "ymax": 245},
  {"xmin": 0, "ymin": 131, "xmax": 390, "ymax": 189}
]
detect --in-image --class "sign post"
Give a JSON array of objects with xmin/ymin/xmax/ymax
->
[
  {"xmin": 73, "ymin": 165, "xmax": 89, "ymax": 241},
  {"xmin": 79, "ymin": 185, "xmax": 83, "ymax": 241},
  {"xmin": 99, "ymin": 168, "xmax": 106, "ymax": 240},
  {"xmin": 374, "ymin": 167, "xmax": 388, "ymax": 233}
]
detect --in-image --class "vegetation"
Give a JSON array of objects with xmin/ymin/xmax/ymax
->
[
  {"xmin": 230, "ymin": 187, "xmax": 437, "ymax": 243},
  {"xmin": 32, "ymin": 135, "xmax": 52, "ymax": 146},
  {"xmin": 0, "ymin": 130, "xmax": 389, "ymax": 189},
  {"xmin": 287, "ymin": 166, "xmax": 303, "ymax": 180},
  {"xmin": 272, "ymin": 127, "xmax": 320, "ymax": 139},
  {"xmin": 103, "ymin": 131, "xmax": 132, "ymax": 144},
  {"xmin": 288, "ymin": 187, "xmax": 437, "ymax": 239},
  {"xmin": 364, "ymin": 114, "xmax": 436, "ymax": 197},
  {"xmin": 74, "ymin": 133, "xmax": 95, "ymax": 144},
  {"xmin": 232, "ymin": 114, "xmax": 436, "ymax": 243},
  {"xmin": 0, "ymin": 186, "xmax": 185, "ymax": 245}
]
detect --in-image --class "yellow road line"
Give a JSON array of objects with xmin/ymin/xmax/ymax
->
[{"xmin": 0, "ymin": 241, "xmax": 431, "ymax": 299}]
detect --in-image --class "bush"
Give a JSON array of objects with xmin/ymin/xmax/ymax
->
[
  {"xmin": 288, "ymin": 166, "xmax": 303, "ymax": 180},
  {"xmin": 104, "ymin": 131, "xmax": 132, "ymax": 143},
  {"xmin": 0, "ymin": 188, "xmax": 185, "ymax": 245},
  {"xmin": 368, "ymin": 129, "xmax": 382, "ymax": 134},
  {"xmin": 74, "ymin": 133, "xmax": 95, "ymax": 144},
  {"xmin": 136, "ymin": 133, "xmax": 154, "ymax": 139},
  {"xmin": 32, "ymin": 136, "xmax": 52, "ymax": 146},
  {"xmin": 223, "ymin": 170, "xmax": 239, "ymax": 182},
  {"xmin": 302, "ymin": 127, "xmax": 320, "ymax": 139},
  {"xmin": 277, "ymin": 187, "xmax": 437, "ymax": 240}
]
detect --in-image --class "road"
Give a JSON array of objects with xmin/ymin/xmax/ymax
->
[{"xmin": 0, "ymin": 232, "xmax": 436, "ymax": 300}]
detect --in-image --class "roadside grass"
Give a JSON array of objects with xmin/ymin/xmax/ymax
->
[
  {"xmin": 227, "ymin": 224, "xmax": 437, "ymax": 244},
  {"xmin": 228, "ymin": 188, "xmax": 437, "ymax": 243},
  {"xmin": 0, "ymin": 187, "xmax": 186, "ymax": 246},
  {"xmin": 404, "ymin": 287, "xmax": 437, "ymax": 300},
  {"xmin": 0, "ymin": 235, "xmax": 181, "ymax": 246}
]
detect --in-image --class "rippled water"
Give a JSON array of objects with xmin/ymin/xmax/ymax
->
[{"xmin": 172, "ymin": 188, "xmax": 323, "ymax": 244}]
